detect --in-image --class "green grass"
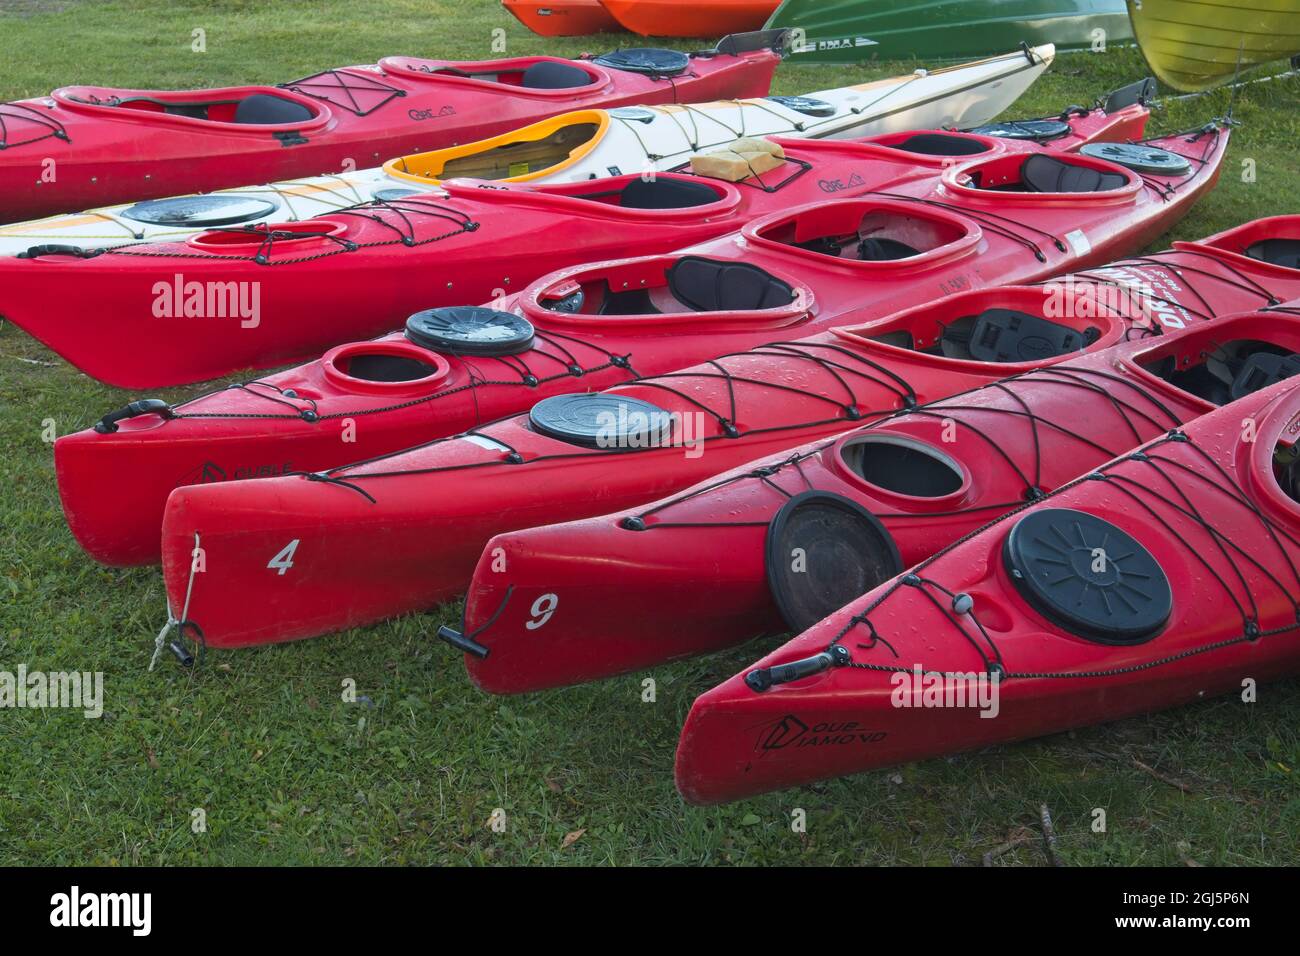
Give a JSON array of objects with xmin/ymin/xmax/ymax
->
[{"xmin": 1, "ymin": 0, "xmax": 1298, "ymax": 866}]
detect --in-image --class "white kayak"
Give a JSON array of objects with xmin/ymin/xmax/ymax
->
[{"xmin": 0, "ymin": 45, "xmax": 1053, "ymax": 255}]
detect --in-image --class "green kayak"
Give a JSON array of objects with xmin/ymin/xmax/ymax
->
[{"xmin": 766, "ymin": 0, "xmax": 1133, "ymax": 63}]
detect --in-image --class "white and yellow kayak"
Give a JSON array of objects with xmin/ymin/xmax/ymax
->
[{"xmin": 0, "ymin": 45, "xmax": 1053, "ymax": 255}]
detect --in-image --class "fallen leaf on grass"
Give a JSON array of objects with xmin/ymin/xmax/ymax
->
[{"xmin": 562, "ymin": 829, "xmax": 586, "ymax": 848}]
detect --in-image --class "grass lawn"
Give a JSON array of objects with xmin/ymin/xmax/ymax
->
[{"xmin": 1, "ymin": 0, "xmax": 1298, "ymax": 866}]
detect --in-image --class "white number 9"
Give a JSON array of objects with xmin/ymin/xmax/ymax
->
[{"xmin": 525, "ymin": 593, "xmax": 558, "ymax": 630}]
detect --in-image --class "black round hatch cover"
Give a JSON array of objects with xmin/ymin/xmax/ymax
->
[
  {"xmin": 767, "ymin": 95, "xmax": 837, "ymax": 117},
  {"xmin": 593, "ymin": 48, "xmax": 690, "ymax": 77},
  {"xmin": 766, "ymin": 491, "xmax": 903, "ymax": 634},
  {"xmin": 1080, "ymin": 142, "xmax": 1192, "ymax": 175},
  {"xmin": 405, "ymin": 306, "xmax": 535, "ymax": 356},
  {"xmin": 122, "ymin": 195, "xmax": 279, "ymax": 227},
  {"xmin": 1003, "ymin": 507, "xmax": 1172, "ymax": 645},
  {"xmin": 528, "ymin": 393, "xmax": 672, "ymax": 449},
  {"xmin": 969, "ymin": 119, "xmax": 1071, "ymax": 142},
  {"xmin": 372, "ymin": 187, "xmax": 422, "ymax": 202}
]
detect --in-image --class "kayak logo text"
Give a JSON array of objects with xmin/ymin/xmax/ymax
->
[
  {"xmin": 1042, "ymin": 269, "xmax": 1191, "ymax": 331},
  {"xmin": 152, "ymin": 274, "xmax": 261, "ymax": 329},
  {"xmin": 754, "ymin": 714, "xmax": 887, "ymax": 754},
  {"xmin": 50, "ymin": 886, "xmax": 151, "ymax": 936},
  {"xmin": 594, "ymin": 404, "xmax": 707, "ymax": 458},
  {"xmin": 792, "ymin": 36, "xmax": 874, "ymax": 55},
  {"xmin": 819, "ymin": 172, "xmax": 867, "ymax": 194},
  {"xmin": 890, "ymin": 664, "xmax": 1000, "ymax": 719},
  {"xmin": 0, "ymin": 666, "xmax": 103, "ymax": 719},
  {"xmin": 409, "ymin": 105, "xmax": 457, "ymax": 122}
]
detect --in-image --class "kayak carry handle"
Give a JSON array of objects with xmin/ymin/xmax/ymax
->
[
  {"xmin": 746, "ymin": 644, "xmax": 850, "ymax": 692},
  {"xmin": 710, "ymin": 30, "xmax": 792, "ymax": 58},
  {"xmin": 437, "ymin": 625, "xmax": 489, "ymax": 659},
  {"xmin": 93, "ymin": 398, "xmax": 174, "ymax": 434},
  {"xmin": 17, "ymin": 243, "xmax": 104, "ymax": 259}
]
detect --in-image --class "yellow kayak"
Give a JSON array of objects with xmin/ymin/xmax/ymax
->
[{"xmin": 1128, "ymin": 0, "xmax": 1300, "ymax": 91}]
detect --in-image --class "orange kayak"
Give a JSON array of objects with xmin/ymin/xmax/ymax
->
[
  {"xmin": 502, "ymin": 1, "xmax": 620, "ymax": 36},
  {"xmin": 601, "ymin": 0, "xmax": 779, "ymax": 37}
]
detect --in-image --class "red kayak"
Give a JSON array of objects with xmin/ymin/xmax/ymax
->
[
  {"xmin": 459, "ymin": 241, "xmax": 1300, "ymax": 694},
  {"xmin": 55, "ymin": 113, "xmax": 1160, "ymax": 567},
  {"xmin": 154, "ymin": 132, "xmax": 1227, "ymax": 654},
  {"xmin": 0, "ymin": 35, "xmax": 781, "ymax": 222},
  {"xmin": 503, "ymin": 1, "xmax": 622, "ymax": 36},
  {"xmin": 676, "ymin": 339, "xmax": 1300, "ymax": 804},
  {"xmin": 601, "ymin": 0, "xmax": 780, "ymax": 38},
  {"xmin": 4, "ymin": 100, "xmax": 1151, "ymax": 391}
]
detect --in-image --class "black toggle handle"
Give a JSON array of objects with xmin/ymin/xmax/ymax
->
[
  {"xmin": 17, "ymin": 243, "xmax": 103, "ymax": 260},
  {"xmin": 437, "ymin": 625, "xmax": 489, "ymax": 659},
  {"xmin": 169, "ymin": 641, "xmax": 195, "ymax": 667},
  {"xmin": 94, "ymin": 398, "xmax": 173, "ymax": 434},
  {"xmin": 746, "ymin": 644, "xmax": 850, "ymax": 692}
]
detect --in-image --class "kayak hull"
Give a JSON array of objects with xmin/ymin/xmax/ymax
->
[
  {"xmin": 53, "ymin": 105, "xmax": 1151, "ymax": 567},
  {"xmin": 155, "ymin": 131, "xmax": 1228, "ymax": 648},
  {"xmin": 677, "ymin": 372, "xmax": 1300, "ymax": 804},
  {"xmin": 0, "ymin": 46, "xmax": 1059, "ymax": 256},
  {"xmin": 1127, "ymin": 0, "xmax": 1300, "ymax": 92},
  {"xmin": 767, "ymin": 0, "xmax": 1133, "ymax": 62},
  {"xmin": 503, "ymin": 1, "xmax": 622, "ymax": 36},
  {"xmin": 461, "ymin": 270, "xmax": 1300, "ymax": 694},
  {"xmin": 50, "ymin": 136, "xmax": 980, "ymax": 565},
  {"xmin": 602, "ymin": 0, "xmax": 780, "ymax": 37},
  {"xmin": 0, "ymin": 44, "xmax": 779, "ymax": 222}
]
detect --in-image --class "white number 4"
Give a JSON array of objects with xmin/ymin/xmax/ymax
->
[
  {"xmin": 526, "ymin": 593, "xmax": 558, "ymax": 630},
  {"xmin": 268, "ymin": 539, "xmax": 300, "ymax": 575}
]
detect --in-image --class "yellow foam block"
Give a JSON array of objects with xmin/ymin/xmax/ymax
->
[{"xmin": 689, "ymin": 137, "xmax": 787, "ymax": 182}]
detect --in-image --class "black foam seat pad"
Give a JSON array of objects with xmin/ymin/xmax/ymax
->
[
  {"xmin": 892, "ymin": 133, "xmax": 987, "ymax": 157},
  {"xmin": 520, "ymin": 61, "xmax": 593, "ymax": 90},
  {"xmin": 666, "ymin": 256, "xmax": 796, "ymax": 313},
  {"xmin": 1246, "ymin": 239, "xmax": 1300, "ymax": 270},
  {"xmin": 234, "ymin": 93, "xmax": 314, "ymax": 125},
  {"xmin": 619, "ymin": 177, "xmax": 720, "ymax": 210},
  {"xmin": 1020, "ymin": 154, "xmax": 1129, "ymax": 193}
]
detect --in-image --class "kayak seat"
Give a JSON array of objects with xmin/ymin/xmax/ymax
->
[
  {"xmin": 1147, "ymin": 340, "xmax": 1300, "ymax": 405},
  {"xmin": 939, "ymin": 309, "xmax": 1097, "ymax": 362},
  {"xmin": 520, "ymin": 61, "xmax": 595, "ymax": 90},
  {"xmin": 234, "ymin": 93, "xmax": 314, "ymax": 125},
  {"xmin": 666, "ymin": 256, "xmax": 797, "ymax": 313},
  {"xmin": 857, "ymin": 237, "xmax": 921, "ymax": 261},
  {"xmin": 599, "ymin": 287, "xmax": 660, "ymax": 315},
  {"xmin": 891, "ymin": 133, "xmax": 987, "ymax": 157},
  {"xmin": 795, "ymin": 235, "xmax": 920, "ymax": 261},
  {"xmin": 1230, "ymin": 352, "xmax": 1300, "ymax": 400},
  {"xmin": 619, "ymin": 177, "xmax": 721, "ymax": 210},
  {"xmin": 1020, "ymin": 154, "xmax": 1129, "ymax": 193},
  {"xmin": 1245, "ymin": 239, "xmax": 1300, "ymax": 270},
  {"xmin": 164, "ymin": 103, "xmax": 211, "ymax": 120}
]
